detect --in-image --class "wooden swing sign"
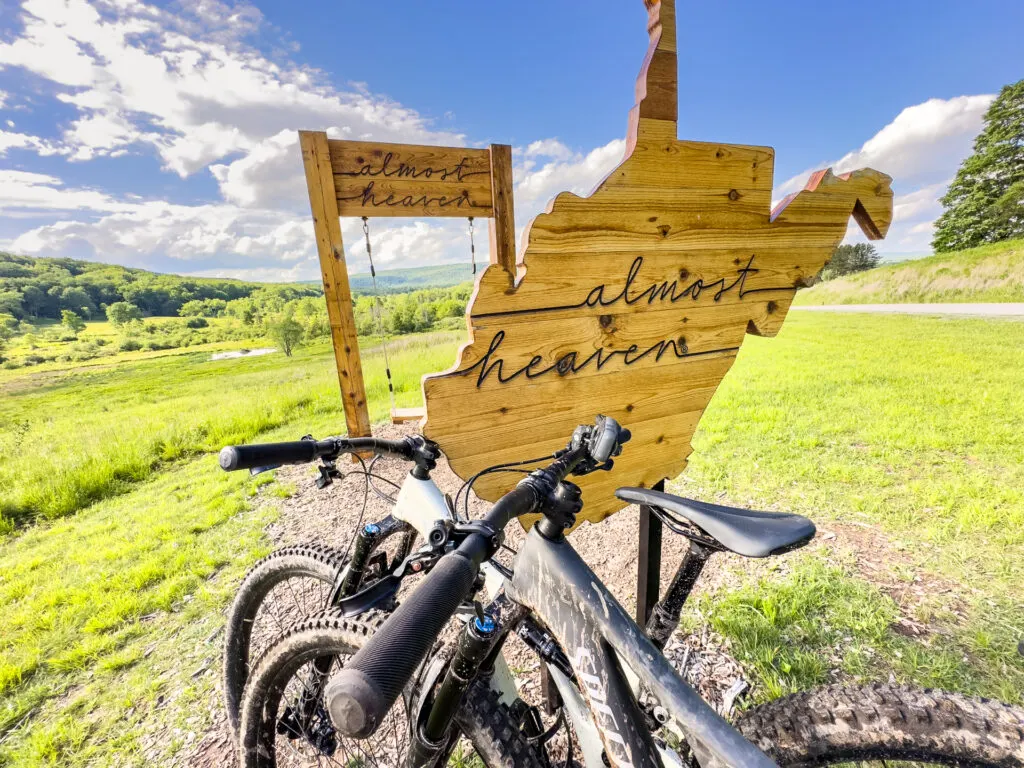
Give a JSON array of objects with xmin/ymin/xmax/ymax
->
[
  {"xmin": 300, "ymin": 0, "xmax": 893, "ymax": 527},
  {"xmin": 298, "ymin": 134, "xmax": 516, "ymax": 440}
]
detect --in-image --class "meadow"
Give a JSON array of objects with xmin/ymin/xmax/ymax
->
[
  {"xmin": 0, "ymin": 312, "xmax": 1021, "ymax": 765},
  {"xmin": 795, "ymin": 237, "xmax": 1024, "ymax": 305}
]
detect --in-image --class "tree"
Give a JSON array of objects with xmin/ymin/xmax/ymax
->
[
  {"xmin": 933, "ymin": 79, "xmax": 1024, "ymax": 252},
  {"xmin": 267, "ymin": 316, "xmax": 303, "ymax": 357},
  {"xmin": 822, "ymin": 243, "xmax": 881, "ymax": 280},
  {"xmin": 61, "ymin": 309, "xmax": 86, "ymax": 337},
  {"xmin": 0, "ymin": 313, "xmax": 19, "ymax": 344},
  {"xmin": 106, "ymin": 301, "xmax": 143, "ymax": 326},
  {"xmin": 0, "ymin": 290, "xmax": 22, "ymax": 318},
  {"xmin": 59, "ymin": 286, "xmax": 96, "ymax": 318}
]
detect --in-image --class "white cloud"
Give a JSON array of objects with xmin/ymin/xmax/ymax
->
[
  {"xmin": 892, "ymin": 181, "xmax": 948, "ymax": 224},
  {"xmin": 514, "ymin": 138, "xmax": 625, "ymax": 222},
  {"xmin": 8, "ymin": 200, "xmax": 313, "ymax": 267},
  {"xmin": 523, "ymin": 138, "xmax": 575, "ymax": 162},
  {"xmin": 0, "ymin": 169, "xmax": 133, "ymax": 212},
  {"xmin": 0, "ymin": 0, "xmax": 465, "ymax": 182},
  {"xmin": 0, "ymin": 168, "xmax": 487, "ymax": 279},
  {"xmin": 0, "ymin": 130, "xmax": 42, "ymax": 156},
  {"xmin": 0, "ymin": 0, "xmax": 992, "ymax": 276},
  {"xmin": 773, "ymin": 95, "xmax": 992, "ymax": 254}
]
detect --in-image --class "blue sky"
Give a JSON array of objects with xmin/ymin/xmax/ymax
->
[{"xmin": 1, "ymin": 0, "xmax": 1021, "ymax": 280}]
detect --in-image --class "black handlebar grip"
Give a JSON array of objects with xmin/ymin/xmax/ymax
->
[
  {"xmin": 325, "ymin": 549, "xmax": 480, "ymax": 738},
  {"xmin": 218, "ymin": 440, "xmax": 320, "ymax": 471}
]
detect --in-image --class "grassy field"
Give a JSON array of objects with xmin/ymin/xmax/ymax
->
[
  {"xmin": 795, "ymin": 238, "xmax": 1024, "ymax": 305},
  {"xmin": 0, "ymin": 313, "xmax": 1021, "ymax": 764},
  {"xmin": 0, "ymin": 333, "xmax": 460, "ymax": 531},
  {"xmin": 678, "ymin": 312, "xmax": 1024, "ymax": 702}
]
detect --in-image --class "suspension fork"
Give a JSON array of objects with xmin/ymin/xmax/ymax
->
[
  {"xmin": 332, "ymin": 514, "xmax": 414, "ymax": 603},
  {"xmin": 406, "ymin": 593, "xmax": 526, "ymax": 768},
  {"xmin": 294, "ymin": 515, "xmax": 415, "ymax": 729}
]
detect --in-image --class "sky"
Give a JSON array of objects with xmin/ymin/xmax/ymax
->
[{"xmin": 0, "ymin": 0, "xmax": 1021, "ymax": 281}]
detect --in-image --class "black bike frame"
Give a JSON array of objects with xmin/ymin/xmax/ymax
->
[{"xmin": 509, "ymin": 526, "xmax": 775, "ymax": 768}]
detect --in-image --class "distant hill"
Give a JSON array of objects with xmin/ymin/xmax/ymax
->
[
  {"xmin": 0, "ymin": 253, "xmax": 320, "ymax": 320},
  {"xmin": 794, "ymin": 239, "xmax": 1024, "ymax": 305},
  {"xmin": 345, "ymin": 263, "xmax": 477, "ymax": 294}
]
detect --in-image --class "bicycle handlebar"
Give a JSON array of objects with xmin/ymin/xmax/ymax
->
[
  {"xmin": 218, "ymin": 436, "xmax": 425, "ymax": 472},
  {"xmin": 326, "ymin": 417, "xmax": 628, "ymax": 739},
  {"xmin": 219, "ymin": 439, "xmax": 332, "ymax": 470}
]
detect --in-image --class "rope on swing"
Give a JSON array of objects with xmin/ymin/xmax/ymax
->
[{"xmin": 361, "ymin": 217, "xmax": 397, "ymax": 414}]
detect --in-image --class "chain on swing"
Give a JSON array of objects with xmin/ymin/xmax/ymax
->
[
  {"xmin": 361, "ymin": 216, "xmax": 478, "ymax": 414},
  {"xmin": 362, "ymin": 216, "xmax": 397, "ymax": 413}
]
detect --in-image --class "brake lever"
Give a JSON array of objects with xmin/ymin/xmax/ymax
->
[{"xmin": 335, "ymin": 548, "xmax": 442, "ymax": 617}]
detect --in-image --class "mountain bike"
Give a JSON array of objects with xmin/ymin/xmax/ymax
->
[
  {"xmin": 219, "ymin": 433, "xmax": 524, "ymax": 739},
  {"xmin": 231, "ymin": 417, "xmax": 1024, "ymax": 767}
]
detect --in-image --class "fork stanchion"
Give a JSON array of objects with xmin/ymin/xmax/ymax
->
[{"xmin": 635, "ymin": 479, "xmax": 665, "ymax": 626}]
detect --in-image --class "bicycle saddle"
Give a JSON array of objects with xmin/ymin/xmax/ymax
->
[{"xmin": 615, "ymin": 488, "xmax": 816, "ymax": 558}]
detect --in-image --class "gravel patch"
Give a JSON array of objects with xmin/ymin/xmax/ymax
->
[{"xmin": 183, "ymin": 423, "xmax": 748, "ymax": 766}]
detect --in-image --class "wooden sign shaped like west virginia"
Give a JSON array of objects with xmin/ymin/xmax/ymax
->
[{"xmin": 422, "ymin": 0, "xmax": 893, "ymax": 528}]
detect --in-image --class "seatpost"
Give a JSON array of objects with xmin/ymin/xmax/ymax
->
[{"xmin": 645, "ymin": 539, "xmax": 715, "ymax": 650}]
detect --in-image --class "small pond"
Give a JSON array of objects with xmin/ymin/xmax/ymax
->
[{"xmin": 210, "ymin": 347, "xmax": 277, "ymax": 361}]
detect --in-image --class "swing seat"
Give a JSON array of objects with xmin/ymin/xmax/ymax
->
[{"xmin": 391, "ymin": 407, "xmax": 426, "ymax": 424}]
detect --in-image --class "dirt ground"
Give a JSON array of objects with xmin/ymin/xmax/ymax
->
[{"xmin": 181, "ymin": 423, "xmax": 888, "ymax": 767}]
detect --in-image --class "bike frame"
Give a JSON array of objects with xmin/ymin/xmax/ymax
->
[
  {"xmin": 509, "ymin": 526, "xmax": 775, "ymax": 768},
  {"xmin": 371, "ymin": 468, "xmax": 773, "ymax": 766}
]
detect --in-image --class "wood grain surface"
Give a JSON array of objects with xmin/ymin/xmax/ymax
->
[
  {"xmin": 329, "ymin": 140, "xmax": 494, "ymax": 218},
  {"xmin": 299, "ymin": 131, "xmax": 373, "ymax": 443},
  {"xmin": 421, "ymin": 0, "xmax": 893, "ymax": 528}
]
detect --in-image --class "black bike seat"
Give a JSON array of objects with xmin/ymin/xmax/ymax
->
[{"xmin": 615, "ymin": 488, "xmax": 816, "ymax": 558}]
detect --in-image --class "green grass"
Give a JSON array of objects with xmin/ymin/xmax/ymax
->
[
  {"xmin": 0, "ymin": 333, "xmax": 461, "ymax": 531},
  {"xmin": 677, "ymin": 312, "xmax": 1024, "ymax": 702},
  {"xmin": 794, "ymin": 238, "xmax": 1024, "ymax": 305},
  {"xmin": 0, "ymin": 457, "xmax": 277, "ymax": 766},
  {"xmin": 0, "ymin": 313, "xmax": 1021, "ymax": 764},
  {"xmin": 690, "ymin": 555, "xmax": 1022, "ymax": 705}
]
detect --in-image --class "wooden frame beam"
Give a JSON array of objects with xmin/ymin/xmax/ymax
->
[{"xmin": 299, "ymin": 130, "xmax": 372, "ymax": 440}]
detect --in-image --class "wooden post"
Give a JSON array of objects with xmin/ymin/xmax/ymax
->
[
  {"xmin": 636, "ymin": 478, "xmax": 664, "ymax": 626},
  {"xmin": 299, "ymin": 130, "xmax": 372, "ymax": 440},
  {"xmin": 488, "ymin": 144, "xmax": 517, "ymax": 277}
]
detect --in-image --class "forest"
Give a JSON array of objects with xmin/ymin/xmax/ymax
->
[
  {"xmin": 0, "ymin": 252, "xmax": 473, "ymax": 369},
  {"xmin": 0, "ymin": 252, "xmax": 320, "ymax": 321}
]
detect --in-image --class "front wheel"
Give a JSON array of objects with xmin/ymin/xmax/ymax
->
[
  {"xmin": 238, "ymin": 611, "xmax": 544, "ymax": 768},
  {"xmin": 223, "ymin": 544, "xmax": 351, "ymax": 737},
  {"xmin": 735, "ymin": 683, "xmax": 1024, "ymax": 767}
]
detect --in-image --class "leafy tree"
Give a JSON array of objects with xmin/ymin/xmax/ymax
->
[
  {"xmin": 61, "ymin": 309, "xmax": 86, "ymax": 336},
  {"xmin": 0, "ymin": 313, "xmax": 19, "ymax": 342},
  {"xmin": 933, "ymin": 79, "xmax": 1024, "ymax": 252},
  {"xmin": 0, "ymin": 289, "xmax": 22, "ymax": 318},
  {"xmin": 822, "ymin": 243, "xmax": 881, "ymax": 280},
  {"xmin": 291, "ymin": 297, "xmax": 330, "ymax": 339},
  {"xmin": 59, "ymin": 286, "xmax": 96, "ymax": 318},
  {"xmin": 179, "ymin": 298, "xmax": 227, "ymax": 317},
  {"xmin": 267, "ymin": 316, "xmax": 304, "ymax": 357},
  {"xmin": 106, "ymin": 301, "xmax": 143, "ymax": 326},
  {"xmin": 19, "ymin": 284, "xmax": 47, "ymax": 317}
]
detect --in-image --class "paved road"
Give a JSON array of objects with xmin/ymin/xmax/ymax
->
[{"xmin": 793, "ymin": 303, "xmax": 1024, "ymax": 318}]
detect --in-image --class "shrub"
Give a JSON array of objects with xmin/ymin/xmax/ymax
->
[
  {"xmin": 106, "ymin": 301, "xmax": 143, "ymax": 326},
  {"xmin": 185, "ymin": 317, "xmax": 208, "ymax": 329},
  {"xmin": 118, "ymin": 338, "xmax": 143, "ymax": 352}
]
